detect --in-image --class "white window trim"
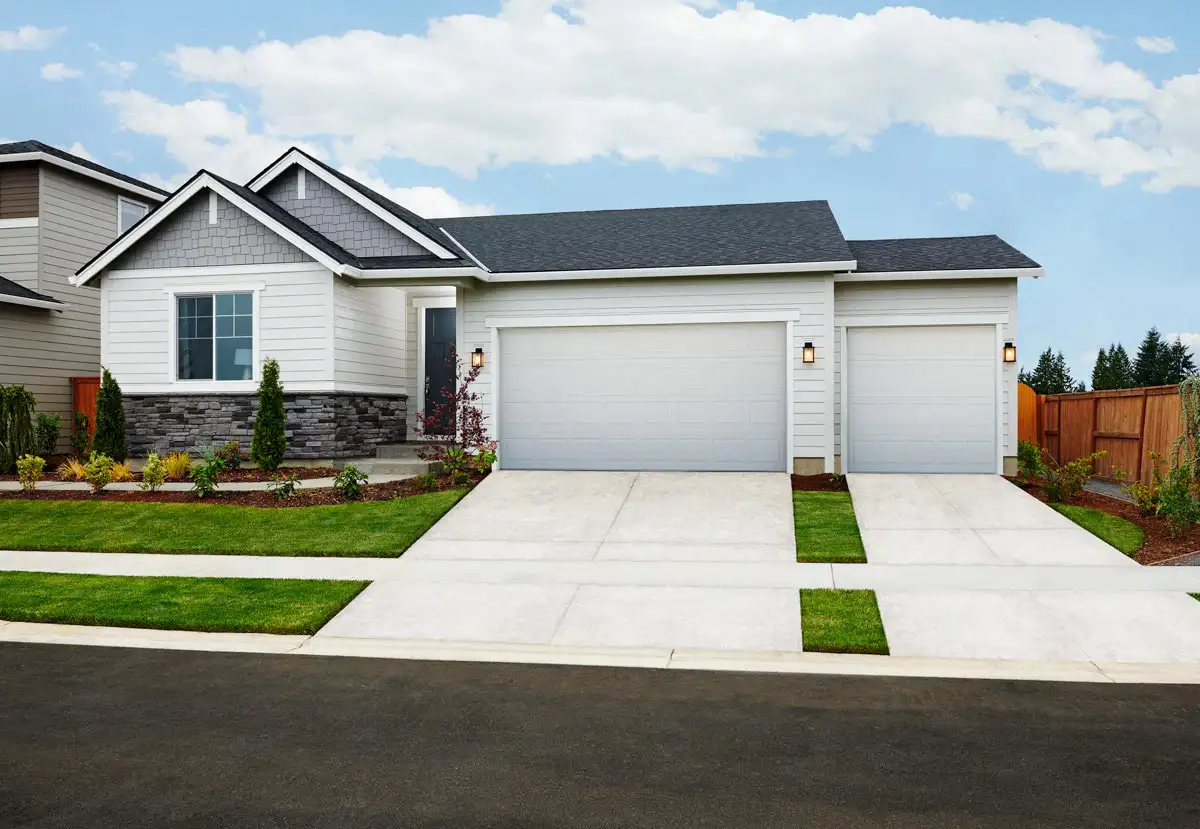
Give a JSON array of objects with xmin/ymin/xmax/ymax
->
[
  {"xmin": 118, "ymin": 195, "xmax": 150, "ymax": 234},
  {"xmin": 413, "ymin": 295, "xmax": 456, "ymax": 428},
  {"xmin": 484, "ymin": 310, "xmax": 802, "ymax": 472},
  {"xmin": 163, "ymin": 283, "xmax": 265, "ymax": 392}
]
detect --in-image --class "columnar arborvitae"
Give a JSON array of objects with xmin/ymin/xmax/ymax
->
[
  {"xmin": 92, "ymin": 367, "xmax": 128, "ymax": 462},
  {"xmin": 250, "ymin": 358, "xmax": 286, "ymax": 471}
]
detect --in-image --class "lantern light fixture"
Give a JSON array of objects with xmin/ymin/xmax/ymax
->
[
  {"xmin": 471, "ymin": 347, "xmax": 485, "ymax": 368},
  {"xmin": 802, "ymin": 342, "xmax": 816, "ymax": 364},
  {"xmin": 1003, "ymin": 341, "xmax": 1017, "ymax": 363}
]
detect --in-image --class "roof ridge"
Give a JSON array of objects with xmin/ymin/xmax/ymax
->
[
  {"xmin": 434, "ymin": 199, "xmax": 833, "ymax": 222},
  {"xmin": 849, "ymin": 234, "xmax": 1002, "ymax": 243}
]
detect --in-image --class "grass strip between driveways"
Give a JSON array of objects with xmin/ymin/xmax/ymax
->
[
  {"xmin": 793, "ymin": 492, "xmax": 867, "ymax": 563},
  {"xmin": 800, "ymin": 589, "xmax": 889, "ymax": 655},
  {"xmin": 0, "ymin": 572, "xmax": 369, "ymax": 634},
  {"xmin": 1050, "ymin": 504, "xmax": 1144, "ymax": 556},
  {"xmin": 0, "ymin": 490, "xmax": 467, "ymax": 556}
]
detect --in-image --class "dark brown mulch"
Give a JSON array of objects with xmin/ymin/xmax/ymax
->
[
  {"xmin": 1, "ymin": 465, "xmax": 339, "ymax": 484},
  {"xmin": 0, "ymin": 473, "xmax": 484, "ymax": 509},
  {"xmin": 791, "ymin": 474, "xmax": 849, "ymax": 492},
  {"xmin": 1013, "ymin": 479, "xmax": 1200, "ymax": 566}
]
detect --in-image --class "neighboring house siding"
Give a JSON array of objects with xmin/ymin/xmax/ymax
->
[
  {"xmin": 832, "ymin": 278, "xmax": 1018, "ymax": 461},
  {"xmin": 332, "ymin": 278, "xmax": 407, "ymax": 391},
  {"xmin": 459, "ymin": 275, "xmax": 832, "ymax": 460},
  {"xmin": 111, "ymin": 193, "xmax": 309, "ymax": 270},
  {"xmin": 0, "ymin": 164, "xmax": 40, "ymax": 219},
  {"xmin": 101, "ymin": 263, "xmax": 333, "ymax": 391},
  {"xmin": 261, "ymin": 166, "xmax": 427, "ymax": 258},
  {"xmin": 0, "ymin": 223, "xmax": 40, "ymax": 290}
]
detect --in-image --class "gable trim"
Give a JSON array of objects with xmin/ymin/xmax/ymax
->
[
  {"xmin": 0, "ymin": 293, "xmax": 66, "ymax": 311},
  {"xmin": 0, "ymin": 151, "xmax": 166, "ymax": 203},
  {"xmin": 246, "ymin": 150, "xmax": 457, "ymax": 260},
  {"xmin": 834, "ymin": 267, "xmax": 1043, "ymax": 283}
]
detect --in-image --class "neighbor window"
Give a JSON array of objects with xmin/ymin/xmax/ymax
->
[
  {"xmin": 177, "ymin": 293, "xmax": 254, "ymax": 381},
  {"xmin": 118, "ymin": 196, "xmax": 149, "ymax": 234}
]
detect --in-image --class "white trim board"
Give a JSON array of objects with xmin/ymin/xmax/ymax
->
[
  {"xmin": 833, "ymin": 313, "xmax": 1008, "ymax": 328},
  {"xmin": 117, "ymin": 381, "xmax": 410, "ymax": 396},
  {"xmin": 481, "ymin": 260, "xmax": 856, "ymax": 283},
  {"xmin": 414, "ymin": 295, "xmax": 456, "ymax": 419},
  {"xmin": 163, "ymin": 283, "xmax": 265, "ymax": 389},
  {"xmin": 0, "ymin": 293, "xmax": 66, "ymax": 311},
  {"xmin": 0, "ymin": 217, "xmax": 38, "ymax": 229},
  {"xmin": 834, "ymin": 267, "xmax": 1043, "ymax": 282},
  {"xmin": 0, "ymin": 151, "xmax": 166, "ymax": 203},
  {"xmin": 104, "ymin": 262, "xmax": 329, "ymax": 280}
]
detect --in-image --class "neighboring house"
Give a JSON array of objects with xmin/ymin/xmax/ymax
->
[
  {"xmin": 73, "ymin": 147, "xmax": 1042, "ymax": 474},
  {"xmin": 1, "ymin": 141, "xmax": 168, "ymax": 446}
]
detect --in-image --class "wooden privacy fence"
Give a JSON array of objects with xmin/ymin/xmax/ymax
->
[
  {"xmin": 1018, "ymin": 383, "xmax": 1182, "ymax": 485},
  {"xmin": 71, "ymin": 376, "xmax": 100, "ymax": 437}
]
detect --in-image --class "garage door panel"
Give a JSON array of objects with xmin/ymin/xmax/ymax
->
[{"xmin": 500, "ymin": 323, "xmax": 786, "ymax": 471}]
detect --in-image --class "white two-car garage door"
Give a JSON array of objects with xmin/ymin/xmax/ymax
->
[
  {"xmin": 499, "ymin": 322, "xmax": 787, "ymax": 471},
  {"xmin": 846, "ymin": 325, "xmax": 998, "ymax": 474}
]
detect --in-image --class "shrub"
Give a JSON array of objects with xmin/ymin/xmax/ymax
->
[
  {"xmin": 440, "ymin": 446, "xmax": 470, "ymax": 484},
  {"xmin": 0, "ymin": 384, "xmax": 37, "ymax": 474},
  {"xmin": 414, "ymin": 471, "xmax": 439, "ymax": 493},
  {"xmin": 70, "ymin": 412, "xmax": 91, "ymax": 459},
  {"xmin": 472, "ymin": 441, "xmax": 498, "ymax": 475},
  {"xmin": 57, "ymin": 457, "xmax": 86, "ymax": 481},
  {"xmin": 139, "ymin": 453, "xmax": 167, "ymax": 492},
  {"xmin": 333, "ymin": 465, "xmax": 369, "ymax": 499},
  {"xmin": 92, "ymin": 368, "xmax": 128, "ymax": 462},
  {"xmin": 268, "ymin": 472, "xmax": 301, "ymax": 501},
  {"xmin": 110, "ymin": 461, "xmax": 135, "ymax": 483},
  {"xmin": 1017, "ymin": 440, "xmax": 1046, "ymax": 483},
  {"xmin": 83, "ymin": 452, "xmax": 115, "ymax": 494},
  {"xmin": 250, "ymin": 358, "xmax": 287, "ymax": 472},
  {"xmin": 1157, "ymin": 465, "xmax": 1200, "ymax": 539},
  {"xmin": 35, "ymin": 413, "xmax": 60, "ymax": 458},
  {"xmin": 1043, "ymin": 450, "xmax": 1105, "ymax": 504},
  {"xmin": 163, "ymin": 451, "xmax": 192, "ymax": 480},
  {"xmin": 1120, "ymin": 452, "xmax": 1165, "ymax": 517},
  {"xmin": 16, "ymin": 454, "xmax": 45, "ymax": 492},
  {"xmin": 190, "ymin": 455, "xmax": 225, "ymax": 498},
  {"xmin": 214, "ymin": 440, "xmax": 243, "ymax": 470},
  {"xmin": 413, "ymin": 347, "xmax": 493, "ymax": 478}
]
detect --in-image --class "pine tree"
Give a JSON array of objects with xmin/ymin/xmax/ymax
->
[
  {"xmin": 1108, "ymin": 343, "xmax": 1135, "ymax": 389},
  {"xmin": 250, "ymin": 358, "xmax": 287, "ymax": 471},
  {"xmin": 1164, "ymin": 337, "xmax": 1198, "ymax": 385},
  {"xmin": 1019, "ymin": 348, "xmax": 1082, "ymax": 395},
  {"xmin": 1090, "ymin": 346, "xmax": 1111, "ymax": 391},
  {"xmin": 1133, "ymin": 328, "xmax": 1169, "ymax": 387},
  {"xmin": 92, "ymin": 367, "xmax": 128, "ymax": 462}
]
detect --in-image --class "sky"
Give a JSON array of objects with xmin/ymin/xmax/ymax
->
[{"xmin": 2, "ymin": 0, "xmax": 1197, "ymax": 383}]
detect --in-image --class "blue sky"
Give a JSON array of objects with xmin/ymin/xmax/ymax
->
[{"xmin": 3, "ymin": 0, "xmax": 1197, "ymax": 382}]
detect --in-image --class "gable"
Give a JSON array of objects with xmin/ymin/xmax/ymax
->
[
  {"xmin": 111, "ymin": 191, "xmax": 312, "ymax": 271},
  {"xmin": 261, "ymin": 165, "xmax": 430, "ymax": 258}
]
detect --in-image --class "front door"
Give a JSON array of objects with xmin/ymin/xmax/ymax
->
[{"xmin": 424, "ymin": 307, "xmax": 457, "ymax": 435}]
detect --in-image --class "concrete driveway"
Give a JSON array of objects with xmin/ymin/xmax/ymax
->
[{"xmin": 320, "ymin": 471, "xmax": 804, "ymax": 651}]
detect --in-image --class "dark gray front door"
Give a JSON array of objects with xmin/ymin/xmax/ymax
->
[{"xmin": 424, "ymin": 307, "xmax": 457, "ymax": 433}]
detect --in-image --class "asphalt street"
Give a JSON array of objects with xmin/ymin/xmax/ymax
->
[{"xmin": 0, "ymin": 642, "xmax": 1197, "ymax": 827}]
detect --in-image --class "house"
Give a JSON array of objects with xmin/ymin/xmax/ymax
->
[
  {"xmin": 73, "ymin": 147, "xmax": 1042, "ymax": 474},
  {"xmin": 1, "ymin": 141, "xmax": 169, "ymax": 445}
]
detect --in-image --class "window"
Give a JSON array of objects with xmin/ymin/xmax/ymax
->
[
  {"xmin": 177, "ymin": 293, "xmax": 254, "ymax": 381},
  {"xmin": 118, "ymin": 196, "xmax": 149, "ymax": 234}
]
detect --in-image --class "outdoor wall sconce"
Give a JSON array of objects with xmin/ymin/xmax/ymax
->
[
  {"xmin": 1003, "ymin": 341, "xmax": 1017, "ymax": 363},
  {"xmin": 802, "ymin": 342, "xmax": 816, "ymax": 364},
  {"xmin": 471, "ymin": 347, "xmax": 486, "ymax": 369}
]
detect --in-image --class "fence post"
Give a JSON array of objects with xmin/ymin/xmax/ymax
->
[{"xmin": 1136, "ymin": 389, "xmax": 1149, "ymax": 482}]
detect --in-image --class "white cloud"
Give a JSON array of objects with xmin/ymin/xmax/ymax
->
[
  {"xmin": 64, "ymin": 142, "xmax": 95, "ymax": 161},
  {"xmin": 338, "ymin": 168, "xmax": 492, "ymax": 217},
  {"xmin": 1135, "ymin": 36, "xmax": 1176, "ymax": 54},
  {"xmin": 1166, "ymin": 333, "xmax": 1200, "ymax": 354},
  {"xmin": 950, "ymin": 191, "xmax": 975, "ymax": 210},
  {"xmin": 98, "ymin": 60, "xmax": 137, "ymax": 79},
  {"xmin": 40, "ymin": 62, "xmax": 82, "ymax": 81},
  {"xmin": 0, "ymin": 26, "xmax": 64, "ymax": 51}
]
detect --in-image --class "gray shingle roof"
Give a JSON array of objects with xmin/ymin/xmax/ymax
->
[
  {"xmin": 847, "ymin": 236, "xmax": 1040, "ymax": 273},
  {"xmin": 0, "ymin": 140, "xmax": 169, "ymax": 198},
  {"xmin": 436, "ymin": 200, "xmax": 853, "ymax": 273},
  {"xmin": 0, "ymin": 274, "xmax": 62, "ymax": 305}
]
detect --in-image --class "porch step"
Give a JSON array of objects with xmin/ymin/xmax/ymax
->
[{"xmin": 330, "ymin": 457, "xmax": 438, "ymax": 476}]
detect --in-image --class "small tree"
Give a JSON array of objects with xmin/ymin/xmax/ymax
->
[
  {"xmin": 92, "ymin": 368, "xmax": 128, "ymax": 462},
  {"xmin": 413, "ymin": 347, "xmax": 493, "ymax": 470},
  {"xmin": 250, "ymin": 358, "xmax": 287, "ymax": 471}
]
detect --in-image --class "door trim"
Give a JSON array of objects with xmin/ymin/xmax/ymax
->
[
  {"xmin": 840, "ymin": 321, "xmax": 1004, "ymax": 475},
  {"xmin": 414, "ymin": 296, "xmax": 455, "ymax": 433},
  {"xmin": 486, "ymin": 311, "xmax": 800, "ymax": 471}
]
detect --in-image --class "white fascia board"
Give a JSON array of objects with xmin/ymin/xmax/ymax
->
[
  {"xmin": 72, "ymin": 174, "xmax": 346, "ymax": 286},
  {"xmin": 484, "ymin": 260, "xmax": 858, "ymax": 283},
  {"xmin": 0, "ymin": 293, "xmax": 67, "ymax": 311},
  {"xmin": 834, "ymin": 267, "xmax": 1043, "ymax": 283},
  {"xmin": 246, "ymin": 150, "xmax": 457, "ymax": 260},
  {"xmin": 0, "ymin": 152, "xmax": 166, "ymax": 203},
  {"xmin": 341, "ymin": 265, "xmax": 482, "ymax": 280}
]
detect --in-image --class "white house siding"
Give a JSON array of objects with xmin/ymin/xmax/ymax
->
[
  {"xmin": 0, "ymin": 223, "xmax": 39, "ymax": 290},
  {"xmin": 102, "ymin": 263, "xmax": 334, "ymax": 392},
  {"xmin": 332, "ymin": 279, "xmax": 408, "ymax": 392},
  {"xmin": 832, "ymin": 278, "xmax": 1018, "ymax": 464},
  {"xmin": 459, "ymin": 274, "xmax": 833, "ymax": 466}
]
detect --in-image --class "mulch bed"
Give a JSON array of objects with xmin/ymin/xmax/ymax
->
[
  {"xmin": 0, "ymin": 465, "xmax": 338, "ymax": 484},
  {"xmin": 1013, "ymin": 479, "xmax": 1200, "ymax": 566},
  {"xmin": 791, "ymin": 474, "xmax": 849, "ymax": 492},
  {"xmin": 0, "ymin": 472, "xmax": 484, "ymax": 509}
]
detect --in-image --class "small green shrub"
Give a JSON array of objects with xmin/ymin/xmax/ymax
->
[
  {"xmin": 190, "ymin": 455, "xmax": 225, "ymax": 498},
  {"xmin": 0, "ymin": 384, "xmax": 37, "ymax": 473},
  {"xmin": 92, "ymin": 368, "xmax": 127, "ymax": 462},
  {"xmin": 250, "ymin": 358, "xmax": 287, "ymax": 472},
  {"xmin": 1017, "ymin": 439, "xmax": 1046, "ymax": 483},
  {"xmin": 1120, "ymin": 452, "xmax": 1165, "ymax": 517},
  {"xmin": 214, "ymin": 440, "xmax": 243, "ymax": 470},
  {"xmin": 415, "ymin": 471, "xmax": 439, "ymax": 493},
  {"xmin": 70, "ymin": 412, "xmax": 91, "ymax": 459},
  {"xmin": 441, "ymin": 446, "xmax": 470, "ymax": 484},
  {"xmin": 1157, "ymin": 465, "xmax": 1200, "ymax": 539},
  {"xmin": 472, "ymin": 441, "xmax": 498, "ymax": 475},
  {"xmin": 83, "ymin": 452, "xmax": 115, "ymax": 494},
  {"xmin": 1043, "ymin": 450, "xmax": 1105, "ymax": 504},
  {"xmin": 333, "ymin": 465, "xmax": 369, "ymax": 499},
  {"xmin": 267, "ymin": 472, "xmax": 300, "ymax": 501},
  {"xmin": 35, "ymin": 413, "xmax": 60, "ymax": 458},
  {"xmin": 139, "ymin": 453, "xmax": 168, "ymax": 492},
  {"xmin": 16, "ymin": 454, "xmax": 45, "ymax": 492}
]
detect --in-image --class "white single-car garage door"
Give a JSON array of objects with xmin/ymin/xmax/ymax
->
[
  {"xmin": 846, "ymin": 325, "xmax": 997, "ymax": 474},
  {"xmin": 499, "ymin": 322, "xmax": 787, "ymax": 471}
]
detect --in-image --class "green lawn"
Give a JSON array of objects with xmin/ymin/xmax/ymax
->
[
  {"xmin": 0, "ymin": 490, "xmax": 467, "ymax": 556},
  {"xmin": 0, "ymin": 572, "xmax": 368, "ymax": 634},
  {"xmin": 800, "ymin": 589, "xmax": 889, "ymax": 655},
  {"xmin": 1050, "ymin": 504, "xmax": 1144, "ymax": 556},
  {"xmin": 793, "ymin": 491, "xmax": 867, "ymax": 563}
]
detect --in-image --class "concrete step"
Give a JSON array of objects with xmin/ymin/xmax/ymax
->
[
  {"xmin": 331, "ymin": 457, "xmax": 438, "ymax": 476},
  {"xmin": 374, "ymin": 442, "xmax": 449, "ymax": 460}
]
